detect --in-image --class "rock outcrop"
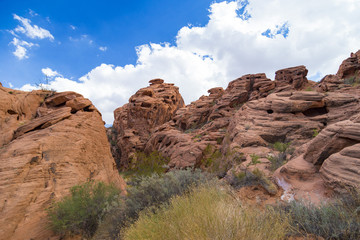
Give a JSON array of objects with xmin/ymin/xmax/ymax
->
[
  {"xmin": 112, "ymin": 50, "xmax": 360, "ymax": 202},
  {"xmin": 0, "ymin": 86, "xmax": 125, "ymax": 240},
  {"xmin": 337, "ymin": 50, "xmax": 360, "ymax": 79},
  {"xmin": 278, "ymin": 113, "xmax": 360, "ymax": 195},
  {"xmin": 317, "ymin": 50, "xmax": 360, "ymax": 92},
  {"xmin": 112, "ymin": 79, "xmax": 184, "ymax": 168},
  {"xmin": 275, "ymin": 65, "xmax": 308, "ymax": 91}
]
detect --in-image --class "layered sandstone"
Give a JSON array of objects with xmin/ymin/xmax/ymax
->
[
  {"xmin": 318, "ymin": 50, "xmax": 360, "ymax": 92},
  {"xmin": 112, "ymin": 79, "xmax": 184, "ymax": 168},
  {"xmin": 112, "ymin": 50, "xmax": 360, "ymax": 201},
  {"xmin": 0, "ymin": 87, "xmax": 125, "ymax": 240}
]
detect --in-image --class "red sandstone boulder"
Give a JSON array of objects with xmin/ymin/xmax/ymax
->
[
  {"xmin": 275, "ymin": 65, "xmax": 308, "ymax": 90},
  {"xmin": 112, "ymin": 79, "xmax": 185, "ymax": 168},
  {"xmin": 0, "ymin": 86, "xmax": 125, "ymax": 240},
  {"xmin": 337, "ymin": 50, "xmax": 360, "ymax": 79}
]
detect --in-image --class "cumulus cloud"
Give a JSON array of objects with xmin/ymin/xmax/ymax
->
[
  {"xmin": 70, "ymin": 25, "xmax": 76, "ymax": 30},
  {"xmin": 21, "ymin": 0, "xmax": 360, "ymax": 124},
  {"xmin": 10, "ymin": 37, "xmax": 37, "ymax": 59},
  {"xmin": 13, "ymin": 14, "xmax": 54, "ymax": 40},
  {"xmin": 41, "ymin": 67, "xmax": 62, "ymax": 77},
  {"xmin": 9, "ymin": 14, "xmax": 54, "ymax": 60},
  {"xmin": 99, "ymin": 46, "xmax": 107, "ymax": 51}
]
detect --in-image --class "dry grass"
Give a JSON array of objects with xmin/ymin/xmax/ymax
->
[{"xmin": 123, "ymin": 185, "xmax": 289, "ymax": 240}]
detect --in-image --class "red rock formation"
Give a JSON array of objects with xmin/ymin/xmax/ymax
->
[
  {"xmin": 275, "ymin": 65, "xmax": 308, "ymax": 91},
  {"xmin": 145, "ymin": 73, "xmax": 277, "ymax": 168},
  {"xmin": 112, "ymin": 79, "xmax": 185, "ymax": 168},
  {"xmin": 0, "ymin": 86, "xmax": 125, "ymax": 240},
  {"xmin": 337, "ymin": 50, "xmax": 360, "ymax": 79},
  {"xmin": 114, "ymin": 50, "xmax": 360, "ymax": 202},
  {"xmin": 318, "ymin": 50, "xmax": 360, "ymax": 92}
]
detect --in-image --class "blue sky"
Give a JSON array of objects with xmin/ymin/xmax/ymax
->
[
  {"xmin": 1, "ymin": 0, "xmax": 360, "ymax": 124},
  {"xmin": 0, "ymin": 0, "xmax": 214, "ymax": 87}
]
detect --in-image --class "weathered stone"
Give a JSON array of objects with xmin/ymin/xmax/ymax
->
[
  {"xmin": 13, "ymin": 107, "xmax": 72, "ymax": 139},
  {"xmin": 112, "ymin": 80, "xmax": 184, "ymax": 168},
  {"xmin": 336, "ymin": 50, "xmax": 360, "ymax": 79},
  {"xmin": 65, "ymin": 96, "xmax": 92, "ymax": 112},
  {"xmin": 275, "ymin": 65, "xmax": 308, "ymax": 90},
  {"xmin": 45, "ymin": 91, "xmax": 82, "ymax": 107},
  {"xmin": 0, "ymin": 86, "xmax": 125, "ymax": 240}
]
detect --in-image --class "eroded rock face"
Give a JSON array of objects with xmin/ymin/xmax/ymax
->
[
  {"xmin": 114, "ymin": 50, "xmax": 360, "ymax": 201},
  {"xmin": 112, "ymin": 79, "xmax": 185, "ymax": 168},
  {"xmin": 337, "ymin": 50, "xmax": 360, "ymax": 79},
  {"xmin": 144, "ymin": 73, "xmax": 278, "ymax": 168},
  {"xmin": 277, "ymin": 114, "xmax": 360, "ymax": 197},
  {"xmin": 0, "ymin": 87, "xmax": 125, "ymax": 240},
  {"xmin": 318, "ymin": 50, "xmax": 360, "ymax": 92},
  {"xmin": 275, "ymin": 65, "xmax": 308, "ymax": 91}
]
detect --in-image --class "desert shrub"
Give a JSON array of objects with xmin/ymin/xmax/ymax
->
[
  {"xmin": 200, "ymin": 144, "xmax": 244, "ymax": 178},
  {"xmin": 102, "ymin": 169, "xmax": 212, "ymax": 239},
  {"xmin": 123, "ymin": 185, "xmax": 289, "ymax": 240},
  {"xmin": 249, "ymin": 153, "xmax": 261, "ymax": 165},
  {"xmin": 344, "ymin": 72, "xmax": 360, "ymax": 86},
  {"xmin": 47, "ymin": 181, "xmax": 121, "ymax": 238},
  {"xmin": 305, "ymin": 86, "xmax": 314, "ymax": 91},
  {"xmin": 230, "ymin": 168, "xmax": 277, "ymax": 195},
  {"xmin": 123, "ymin": 151, "xmax": 169, "ymax": 178},
  {"xmin": 276, "ymin": 190, "xmax": 360, "ymax": 239},
  {"xmin": 267, "ymin": 142, "xmax": 292, "ymax": 171},
  {"xmin": 312, "ymin": 129, "xmax": 319, "ymax": 137}
]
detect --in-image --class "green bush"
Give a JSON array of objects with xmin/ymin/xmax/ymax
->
[
  {"xmin": 123, "ymin": 185, "xmax": 289, "ymax": 240},
  {"xmin": 200, "ymin": 144, "xmax": 245, "ymax": 178},
  {"xmin": 267, "ymin": 142, "xmax": 292, "ymax": 171},
  {"xmin": 276, "ymin": 190, "xmax": 360, "ymax": 239},
  {"xmin": 99, "ymin": 169, "xmax": 212, "ymax": 239},
  {"xmin": 312, "ymin": 129, "xmax": 319, "ymax": 138},
  {"xmin": 230, "ymin": 168, "xmax": 277, "ymax": 195},
  {"xmin": 123, "ymin": 151, "xmax": 169, "ymax": 178},
  {"xmin": 47, "ymin": 181, "xmax": 121, "ymax": 238}
]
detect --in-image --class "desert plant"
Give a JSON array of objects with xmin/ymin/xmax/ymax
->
[
  {"xmin": 267, "ymin": 142, "xmax": 292, "ymax": 171},
  {"xmin": 123, "ymin": 185, "xmax": 289, "ymax": 240},
  {"xmin": 312, "ymin": 129, "xmax": 319, "ymax": 137},
  {"xmin": 276, "ymin": 197, "xmax": 360, "ymax": 240},
  {"xmin": 343, "ymin": 72, "xmax": 360, "ymax": 86},
  {"xmin": 200, "ymin": 144, "xmax": 244, "ymax": 178},
  {"xmin": 249, "ymin": 153, "xmax": 261, "ymax": 166},
  {"xmin": 123, "ymin": 151, "xmax": 169, "ymax": 178},
  {"xmin": 47, "ymin": 181, "xmax": 121, "ymax": 238},
  {"xmin": 101, "ymin": 169, "xmax": 212, "ymax": 239},
  {"xmin": 231, "ymin": 168, "xmax": 277, "ymax": 195}
]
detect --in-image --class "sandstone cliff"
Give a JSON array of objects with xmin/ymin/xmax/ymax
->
[
  {"xmin": 111, "ymin": 79, "xmax": 184, "ymax": 168},
  {"xmin": 111, "ymin": 50, "xmax": 360, "ymax": 202},
  {"xmin": 0, "ymin": 87, "xmax": 125, "ymax": 240}
]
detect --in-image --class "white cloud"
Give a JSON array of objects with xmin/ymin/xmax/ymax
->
[
  {"xmin": 28, "ymin": 9, "xmax": 38, "ymax": 17},
  {"xmin": 21, "ymin": 0, "xmax": 360, "ymax": 124},
  {"xmin": 41, "ymin": 67, "xmax": 62, "ymax": 77},
  {"xmin": 13, "ymin": 14, "xmax": 54, "ymax": 40},
  {"xmin": 10, "ymin": 37, "xmax": 37, "ymax": 60},
  {"xmin": 70, "ymin": 25, "xmax": 76, "ymax": 30},
  {"xmin": 69, "ymin": 34, "xmax": 93, "ymax": 45},
  {"xmin": 99, "ymin": 46, "xmax": 107, "ymax": 51}
]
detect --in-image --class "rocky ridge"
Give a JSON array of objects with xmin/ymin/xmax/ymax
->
[
  {"xmin": 0, "ymin": 87, "xmax": 125, "ymax": 240},
  {"xmin": 111, "ymin": 79, "xmax": 184, "ymax": 168},
  {"xmin": 112, "ymin": 50, "xmax": 360, "ymax": 201}
]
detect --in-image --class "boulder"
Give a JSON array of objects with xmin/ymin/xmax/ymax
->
[
  {"xmin": 275, "ymin": 65, "xmax": 308, "ymax": 90},
  {"xmin": 336, "ymin": 50, "xmax": 360, "ymax": 79},
  {"xmin": 0, "ymin": 86, "xmax": 125, "ymax": 240},
  {"xmin": 112, "ymin": 79, "xmax": 185, "ymax": 168}
]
